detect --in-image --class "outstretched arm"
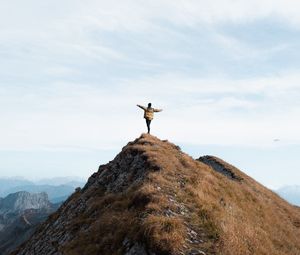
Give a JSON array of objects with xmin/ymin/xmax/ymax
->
[
  {"xmin": 137, "ymin": 104, "xmax": 146, "ymax": 110},
  {"xmin": 154, "ymin": 108, "xmax": 163, "ymax": 112}
]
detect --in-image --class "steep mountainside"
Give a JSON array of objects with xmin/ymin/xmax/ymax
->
[
  {"xmin": 12, "ymin": 134, "xmax": 300, "ymax": 255},
  {"xmin": 0, "ymin": 192, "xmax": 57, "ymax": 255}
]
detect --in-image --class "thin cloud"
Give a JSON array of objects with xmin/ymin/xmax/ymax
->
[
  {"xmin": 1, "ymin": 71, "xmax": 300, "ymax": 149},
  {"xmin": 1, "ymin": 0, "xmax": 300, "ymax": 150}
]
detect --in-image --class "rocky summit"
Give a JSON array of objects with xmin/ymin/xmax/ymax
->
[
  {"xmin": 12, "ymin": 134, "xmax": 300, "ymax": 255},
  {"xmin": 0, "ymin": 191, "xmax": 52, "ymax": 214}
]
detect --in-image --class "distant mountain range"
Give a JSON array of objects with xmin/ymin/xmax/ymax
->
[
  {"xmin": 35, "ymin": 176, "xmax": 86, "ymax": 187},
  {"xmin": 0, "ymin": 177, "xmax": 85, "ymax": 203},
  {"xmin": 0, "ymin": 191, "xmax": 58, "ymax": 255},
  {"xmin": 276, "ymin": 185, "xmax": 300, "ymax": 206},
  {"xmin": 0, "ymin": 176, "xmax": 85, "ymax": 255}
]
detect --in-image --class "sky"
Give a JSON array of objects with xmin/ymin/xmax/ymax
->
[{"xmin": 1, "ymin": 0, "xmax": 300, "ymax": 189}]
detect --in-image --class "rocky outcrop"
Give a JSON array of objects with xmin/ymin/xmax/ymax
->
[
  {"xmin": 0, "ymin": 191, "xmax": 52, "ymax": 214},
  {"xmin": 198, "ymin": 156, "xmax": 243, "ymax": 181}
]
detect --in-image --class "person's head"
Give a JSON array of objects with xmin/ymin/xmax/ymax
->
[{"xmin": 148, "ymin": 103, "xmax": 152, "ymax": 108}]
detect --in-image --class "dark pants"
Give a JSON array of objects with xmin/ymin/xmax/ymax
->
[{"xmin": 146, "ymin": 119, "xmax": 151, "ymax": 134}]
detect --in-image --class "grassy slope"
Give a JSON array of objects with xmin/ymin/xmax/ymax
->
[{"xmin": 12, "ymin": 134, "xmax": 300, "ymax": 255}]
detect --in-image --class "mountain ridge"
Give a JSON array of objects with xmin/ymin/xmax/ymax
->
[{"xmin": 11, "ymin": 134, "xmax": 300, "ymax": 255}]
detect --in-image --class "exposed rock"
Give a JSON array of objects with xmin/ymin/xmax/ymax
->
[
  {"xmin": 0, "ymin": 191, "xmax": 51, "ymax": 214},
  {"xmin": 198, "ymin": 156, "xmax": 243, "ymax": 181},
  {"xmin": 189, "ymin": 249, "xmax": 206, "ymax": 255}
]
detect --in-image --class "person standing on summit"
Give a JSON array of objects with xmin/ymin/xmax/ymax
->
[{"xmin": 137, "ymin": 103, "xmax": 162, "ymax": 134}]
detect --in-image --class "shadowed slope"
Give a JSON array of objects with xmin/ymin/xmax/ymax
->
[{"xmin": 12, "ymin": 134, "xmax": 300, "ymax": 255}]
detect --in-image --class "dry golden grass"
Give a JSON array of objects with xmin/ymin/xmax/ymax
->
[
  {"xmin": 143, "ymin": 215, "xmax": 186, "ymax": 254},
  {"xmin": 13, "ymin": 134, "xmax": 300, "ymax": 255},
  {"xmin": 124, "ymin": 134, "xmax": 300, "ymax": 255}
]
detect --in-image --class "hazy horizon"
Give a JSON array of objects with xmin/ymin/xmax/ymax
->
[{"xmin": 1, "ymin": 137, "xmax": 300, "ymax": 190}]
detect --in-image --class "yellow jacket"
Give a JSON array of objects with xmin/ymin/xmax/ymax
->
[{"xmin": 137, "ymin": 105, "xmax": 162, "ymax": 120}]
